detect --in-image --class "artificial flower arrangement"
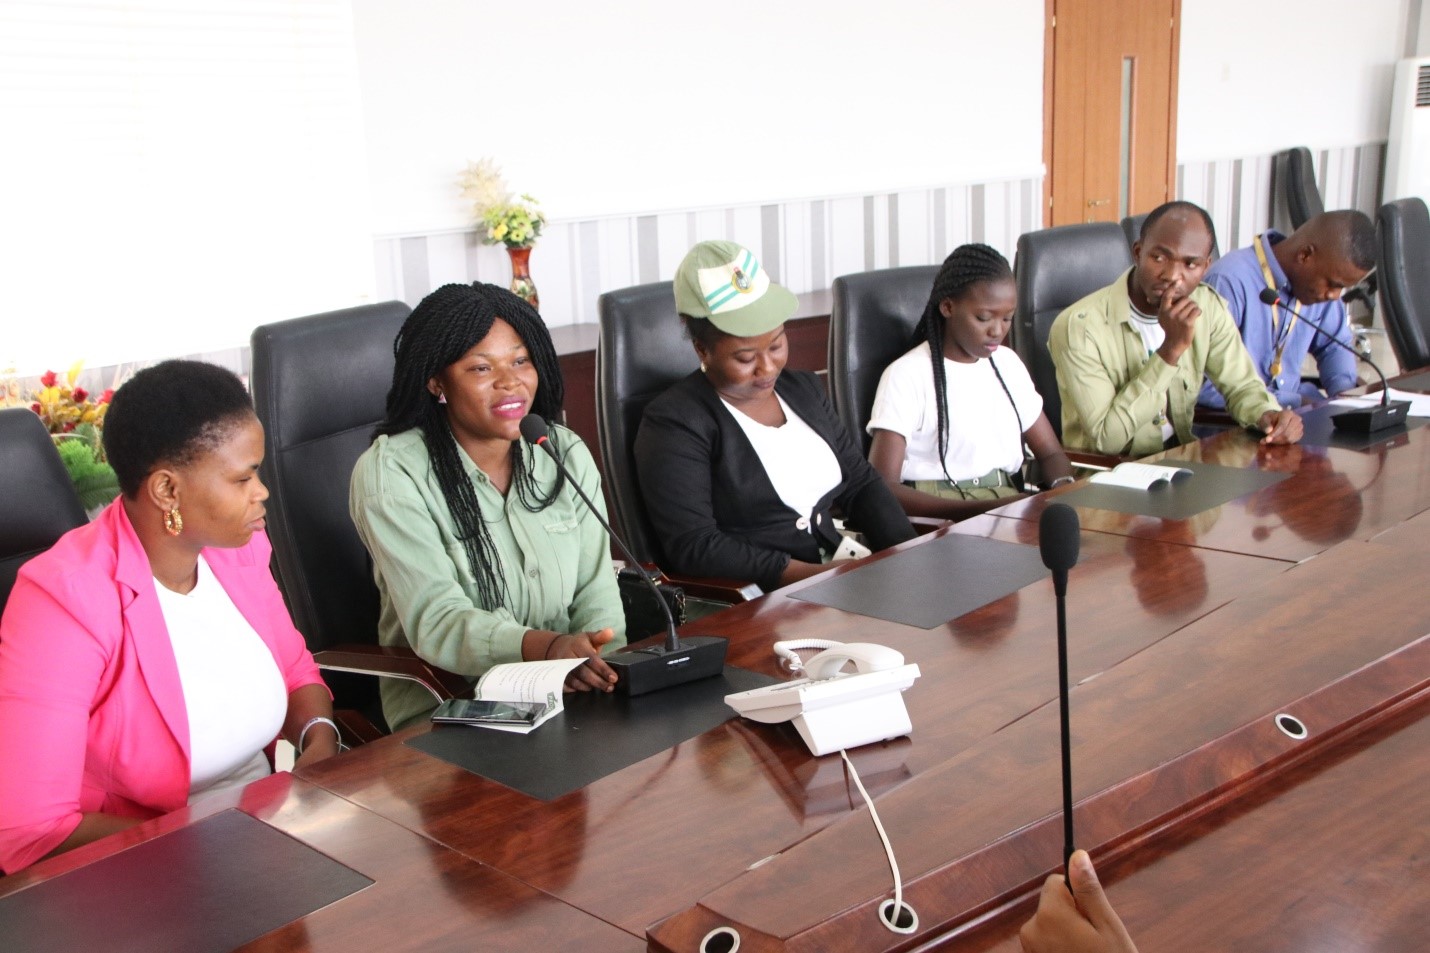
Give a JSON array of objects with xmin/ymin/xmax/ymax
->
[
  {"xmin": 3, "ymin": 362, "xmax": 121, "ymax": 512},
  {"xmin": 458, "ymin": 157, "xmax": 546, "ymax": 248}
]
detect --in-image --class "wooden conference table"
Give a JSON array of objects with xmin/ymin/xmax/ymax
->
[{"xmin": 3, "ymin": 421, "xmax": 1426, "ymax": 951}]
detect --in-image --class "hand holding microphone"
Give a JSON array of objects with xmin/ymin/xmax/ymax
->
[{"xmin": 1020, "ymin": 850, "xmax": 1139, "ymax": 953}]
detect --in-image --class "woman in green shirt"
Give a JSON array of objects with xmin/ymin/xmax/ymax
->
[{"xmin": 350, "ymin": 283, "xmax": 626, "ymax": 730}]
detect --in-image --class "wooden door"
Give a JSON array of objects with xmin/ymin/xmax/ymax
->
[{"xmin": 1044, "ymin": 0, "xmax": 1181, "ymax": 226}]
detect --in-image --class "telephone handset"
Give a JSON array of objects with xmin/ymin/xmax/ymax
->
[
  {"xmin": 772, "ymin": 639, "xmax": 907, "ymax": 680},
  {"xmin": 725, "ymin": 640, "xmax": 921, "ymax": 756}
]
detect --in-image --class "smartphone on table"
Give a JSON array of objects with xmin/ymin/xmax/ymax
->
[{"xmin": 430, "ymin": 698, "xmax": 546, "ymax": 727}]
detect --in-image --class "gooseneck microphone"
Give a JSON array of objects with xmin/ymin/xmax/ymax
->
[
  {"xmin": 520, "ymin": 414, "xmax": 727, "ymax": 696},
  {"xmin": 1039, "ymin": 502, "xmax": 1081, "ymax": 875},
  {"xmin": 1256, "ymin": 287, "xmax": 1410, "ymax": 433}
]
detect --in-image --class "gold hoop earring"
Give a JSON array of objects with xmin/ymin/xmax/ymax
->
[{"xmin": 163, "ymin": 507, "xmax": 183, "ymax": 537}]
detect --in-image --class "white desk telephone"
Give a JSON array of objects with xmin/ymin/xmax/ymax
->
[{"xmin": 725, "ymin": 640, "xmax": 921, "ymax": 756}]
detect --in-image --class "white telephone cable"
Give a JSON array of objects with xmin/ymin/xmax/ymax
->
[
  {"xmin": 840, "ymin": 748, "xmax": 918, "ymax": 935},
  {"xmin": 771, "ymin": 639, "xmax": 843, "ymax": 674}
]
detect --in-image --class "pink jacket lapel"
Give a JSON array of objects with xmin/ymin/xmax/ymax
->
[{"xmin": 105, "ymin": 504, "xmax": 190, "ymax": 759}]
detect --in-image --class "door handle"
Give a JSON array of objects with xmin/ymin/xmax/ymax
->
[{"xmin": 1087, "ymin": 198, "xmax": 1112, "ymax": 207}]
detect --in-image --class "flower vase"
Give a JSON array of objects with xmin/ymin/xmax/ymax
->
[{"xmin": 506, "ymin": 245, "xmax": 539, "ymax": 310}]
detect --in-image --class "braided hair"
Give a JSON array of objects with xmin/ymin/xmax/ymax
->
[
  {"xmin": 910, "ymin": 244, "xmax": 1019, "ymax": 485},
  {"xmin": 375, "ymin": 282, "xmax": 565, "ymax": 611}
]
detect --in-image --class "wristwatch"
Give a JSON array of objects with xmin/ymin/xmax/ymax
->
[{"xmin": 1047, "ymin": 475, "xmax": 1077, "ymax": 489}]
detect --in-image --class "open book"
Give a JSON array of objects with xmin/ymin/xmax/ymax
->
[
  {"xmin": 1087, "ymin": 462, "xmax": 1192, "ymax": 490},
  {"xmin": 466, "ymin": 657, "xmax": 587, "ymax": 734}
]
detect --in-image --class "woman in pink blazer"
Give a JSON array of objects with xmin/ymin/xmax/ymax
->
[{"xmin": 0, "ymin": 361, "xmax": 337, "ymax": 873}]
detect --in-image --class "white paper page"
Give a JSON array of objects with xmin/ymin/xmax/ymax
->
[{"xmin": 1330, "ymin": 388, "xmax": 1430, "ymax": 417}]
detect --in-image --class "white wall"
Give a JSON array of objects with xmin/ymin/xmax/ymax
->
[
  {"xmin": 1178, "ymin": 0, "xmax": 1412, "ymax": 161},
  {"xmin": 0, "ymin": 0, "xmax": 375, "ymax": 377},
  {"xmin": 3, "ymin": 1, "xmax": 1420, "ymax": 379},
  {"xmin": 351, "ymin": 0, "xmax": 1048, "ymax": 236}
]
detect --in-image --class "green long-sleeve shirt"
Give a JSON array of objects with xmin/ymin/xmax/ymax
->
[
  {"xmin": 349, "ymin": 425, "xmax": 626, "ymax": 730},
  {"xmin": 1049, "ymin": 271, "xmax": 1281, "ymax": 456}
]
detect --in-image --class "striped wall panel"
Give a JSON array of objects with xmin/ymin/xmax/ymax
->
[
  {"xmin": 9, "ymin": 142, "xmax": 1385, "ymax": 398},
  {"xmin": 376, "ymin": 142, "xmax": 1383, "ymax": 329},
  {"xmin": 373, "ymin": 176, "xmax": 1046, "ymax": 329},
  {"xmin": 1177, "ymin": 142, "xmax": 1385, "ymax": 253}
]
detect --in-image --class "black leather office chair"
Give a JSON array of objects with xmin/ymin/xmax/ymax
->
[
  {"xmin": 251, "ymin": 301, "xmax": 465, "ymax": 740},
  {"xmin": 1121, "ymin": 212, "xmax": 1220, "ymax": 263},
  {"xmin": 828, "ymin": 265, "xmax": 940, "ymax": 455},
  {"xmin": 1376, "ymin": 197, "xmax": 1430, "ymax": 372},
  {"xmin": 1120, "ymin": 213, "xmax": 1147, "ymax": 254},
  {"xmin": 596, "ymin": 282, "xmax": 760, "ymax": 602},
  {"xmin": 1271, "ymin": 147, "xmax": 1323, "ymax": 233},
  {"xmin": 596, "ymin": 282, "xmax": 693, "ymax": 566},
  {"xmin": 0, "ymin": 409, "xmax": 88, "ymax": 612},
  {"xmin": 1014, "ymin": 223, "xmax": 1133, "ymax": 440}
]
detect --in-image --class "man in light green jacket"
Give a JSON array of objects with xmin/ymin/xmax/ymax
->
[{"xmin": 1050, "ymin": 201, "xmax": 1303, "ymax": 457}]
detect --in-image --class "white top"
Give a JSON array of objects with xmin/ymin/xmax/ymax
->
[
  {"xmin": 867, "ymin": 342, "xmax": 1042, "ymax": 482},
  {"xmin": 154, "ymin": 555, "xmax": 288, "ymax": 801},
  {"xmin": 721, "ymin": 393, "xmax": 842, "ymax": 534},
  {"xmin": 1129, "ymin": 299, "xmax": 1175, "ymax": 443}
]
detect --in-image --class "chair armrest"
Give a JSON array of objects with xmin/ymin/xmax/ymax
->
[
  {"xmin": 312, "ymin": 644, "xmax": 471, "ymax": 704},
  {"xmin": 1191, "ymin": 406, "xmax": 1238, "ymax": 429},
  {"xmin": 646, "ymin": 565, "xmax": 763, "ymax": 603},
  {"xmin": 332, "ymin": 710, "xmax": 387, "ymax": 747},
  {"xmin": 1067, "ymin": 450, "xmax": 1125, "ymax": 471}
]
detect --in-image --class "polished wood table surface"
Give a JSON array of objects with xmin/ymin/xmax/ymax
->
[
  {"xmin": 0, "ymin": 773, "xmax": 642, "ymax": 951},
  {"xmin": 952, "ymin": 522, "xmax": 1430, "ymax": 951},
  {"xmin": 294, "ymin": 422, "xmax": 1427, "ymax": 951},
  {"xmin": 10, "ymin": 423, "xmax": 1426, "ymax": 951},
  {"xmin": 996, "ymin": 419, "xmax": 1430, "ymax": 564},
  {"xmin": 299, "ymin": 519, "xmax": 1291, "ymax": 944}
]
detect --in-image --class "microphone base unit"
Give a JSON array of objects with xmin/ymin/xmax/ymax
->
[
  {"xmin": 1330, "ymin": 400, "xmax": 1411, "ymax": 434},
  {"xmin": 609, "ymin": 635, "xmax": 729, "ymax": 696}
]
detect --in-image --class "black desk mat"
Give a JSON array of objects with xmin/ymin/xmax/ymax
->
[
  {"xmin": 1056, "ymin": 458, "xmax": 1289, "ymax": 519},
  {"xmin": 0, "ymin": 809, "xmax": 372, "ymax": 953},
  {"xmin": 1297, "ymin": 403, "xmax": 1428, "ymax": 451},
  {"xmin": 790, "ymin": 532, "xmax": 1048, "ymax": 629},
  {"xmin": 406, "ymin": 665, "xmax": 775, "ymax": 801}
]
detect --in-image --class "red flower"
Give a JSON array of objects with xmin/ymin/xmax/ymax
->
[
  {"xmin": 72, "ymin": 386, "xmax": 89, "ymax": 402},
  {"xmin": 99, "ymin": 388, "xmax": 114, "ymax": 404},
  {"xmin": 39, "ymin": 370, "xmax": 57, "ymax": 387},
  {"xmin": 30, "ymin": 402, "xmax": 42, "ymax": 414},
  {"xmin": 62, "ymin": 421, "xmax": 76, "ymax": 432}
]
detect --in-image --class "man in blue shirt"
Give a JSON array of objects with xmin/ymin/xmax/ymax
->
[{"xmin": 1197, "ymin": 210, "xmax": 1376, "ymax": 410}]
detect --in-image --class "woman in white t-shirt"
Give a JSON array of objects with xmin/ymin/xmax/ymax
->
[{"xmin": 867, "ymin": 244, "xmax": 1073, "ymax": 521}]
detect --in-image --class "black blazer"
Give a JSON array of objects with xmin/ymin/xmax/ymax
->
[{"xmin": 633, "ymin": 370, "xmax": 915, "ymax": 591}]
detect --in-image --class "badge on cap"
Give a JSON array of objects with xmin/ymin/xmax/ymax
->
[{"xmin": 732, "ymin": 267, "xmax": 752, "ymax": 293}]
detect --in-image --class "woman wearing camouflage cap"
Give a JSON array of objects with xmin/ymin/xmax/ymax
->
[{"xmin": 634, "ymin": 241, "xmax": 914, "ymax": 593}]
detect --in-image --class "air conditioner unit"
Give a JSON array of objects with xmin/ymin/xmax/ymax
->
[{"xmin": 1384, "ymin": 57, "xmax": 1430, "ymax": 204}]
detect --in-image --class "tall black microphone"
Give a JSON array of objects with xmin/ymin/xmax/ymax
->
[
  {"xmin": 1039, "ymin": 502, "xmax": 1081, "ymax": 875},
  {"xmin": 1257, "ymin": 287, "xmax": 1410, "ymax": 433},
  {"xmin": 520, "ymin": 414, "xmax": 727, "ymax": 696}
]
